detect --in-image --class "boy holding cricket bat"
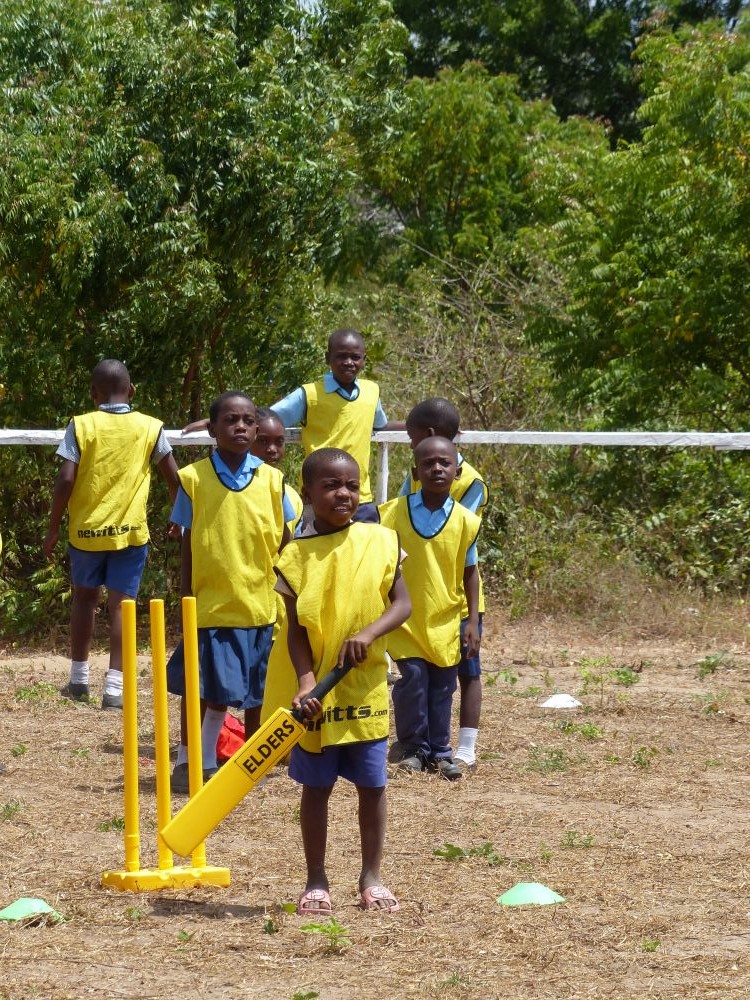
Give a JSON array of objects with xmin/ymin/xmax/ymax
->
[{"xmin": 264, "ymin": 447, "xmax": 411, "ymax": 915}]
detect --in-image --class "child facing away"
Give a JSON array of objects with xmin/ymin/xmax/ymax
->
[
  {"xmin": 261, "ymin": 447, "xmax": 411, "ymax": 915},
  {"xmin": 43, "ymin": 360, "xmax": 179, "ymax": 709},
  {"xmin": 166, "ymin": 392, "xmax": 296, "ymax": 793},
  {"xmin": 269, "ymin": 328, "xmax": 404, "ymax": 523},
  {"xmin": 400, "ymin": 398, "xmax": 489, "ymax": 772},
  {"xmin": 380, "ymin": 436, "xmax": 481, "ymax": 781}
]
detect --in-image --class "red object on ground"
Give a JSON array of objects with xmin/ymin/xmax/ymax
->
[{"xmin": 216, "ymin": 713, "xmax": 245, "ymax": 763}]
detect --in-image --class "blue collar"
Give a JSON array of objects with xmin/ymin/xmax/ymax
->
[
  {"xmin": 211, "ymin": 450, "xmax": 262, "ymax": 479},
  {"xmin": 323, "ymin": 370, "xmax": 359, "ymax": 400},
  {"xmin": 410, "ymin": 490, "xmax": 454, "ymax": 516}
]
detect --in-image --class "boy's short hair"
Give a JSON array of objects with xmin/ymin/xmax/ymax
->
[
  {"xmin": 254, "ymin": 407, "xmax": 283, "ymax": 427},
  {"xmin": 327, "ymin": 328, "xmax": 365, "ymax": 352},
  {"xmin": 302, "ymin": 447, "xmax": 358, "ymax": 487},
  {"xmin": 208, "ymin": 391, "xmax": 254, "ymax": 423},
  {"xmin": 91, "ymin": 359, "xmax": 130, "ymax": 394},
  {"xmin": 406, "ymin": 398, "xmax": 460, "ymax": 440}
]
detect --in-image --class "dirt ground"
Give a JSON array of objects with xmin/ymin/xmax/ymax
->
[{"xmin": 2, "ymin": 609, "xmax": 750, "ymax": 1000}]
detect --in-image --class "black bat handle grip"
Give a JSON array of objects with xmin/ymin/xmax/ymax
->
[{"xmin": 291, "ymin": 659, "xmax": 354, "ymax": 722}]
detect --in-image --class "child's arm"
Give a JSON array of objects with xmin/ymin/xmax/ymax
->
[
  {"xmin": 378, "ymin": 419, "xmax": 406, "ymax": 431},
  {"xmin": 180, "ymin": 529, "xmax": 193, "ymax": 597},
  {"xmin": 462, "ymin": 564, "xmax": 480, "ymax": 657},
  {"xmin": 157, "ymin": 453, "xmax": 180, "ymax": 505},
  {"xmin": 181, "ymin": 417, "xmax": 209, "ymax": 434},
  {"xmin": 337, "ymin": 569, "xmax": 411, "ymax": 666},
  {"xmin": 42, "ymin": 460, "xmax": 78, "ymax": 557}
]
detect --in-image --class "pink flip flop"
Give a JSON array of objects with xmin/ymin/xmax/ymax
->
[
  {"xmin": 297, "ymin": 888, "xmax": 332, "ymax": 916},
  {"xmin": 360, "ymin": 885, "xmax": 400, "ymax": 913}
]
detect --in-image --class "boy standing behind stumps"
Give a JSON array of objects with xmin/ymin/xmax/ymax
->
[
  {"xmin": 43, "ymin": 360, "xmax": 179, "ymax": 708},
  {"xmin": 270, "ymin": 328, "xmax": 403, "ymax": 522},
  {"xmin": 380, "ymin": 436, "xmax": 481, "ymax": 780},
  {"xmin": 400, "ymin": 398, "xmax": 489, "ymax": 772}
]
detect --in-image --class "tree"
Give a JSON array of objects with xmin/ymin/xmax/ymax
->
[
  {"xmin": 392, "ymin": 0, "xmax": 744, "ymax": 138},
  {"xmin": 525, "ymin": 20, "xmax": 750, "ymax": 429}
]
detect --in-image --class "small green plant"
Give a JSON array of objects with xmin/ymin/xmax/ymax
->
[
  {"xmin": 578, "ymin": 655, "xmax": 612, "ymax": 704},
  {"xmin": 605, "ymin": 753, "xmax": 622, "ymax": 764},
  {"xmin": 433, "ymin": 842, "xmax": 505, "ymax": 866},
  {"xmin": 694, "ymin": 691, "xmax": 731, "ymax": 715},
  {"xmin": 292, "ymin": 991, "xmax": 319, "ymax": 1000},
  {"xmin": 642, "ymin": 938, "xmax": 661, "ymax": 953},
  {"xmin": 561, "ymin": 830, "xmax": 595, "ymax": 849},
  {"xmin": 694, "ymin": 651, "xmax": 731, "ymax": 680},
  {"xmin": 125, "ymin": 906, "xmax": 145, "ymax": 922},
  {"xmin": 177, "ymin": 930, "xmax": 195, "ymax": 943},
  {"xmin": 263, "ymin": 918, "xmax": 278, "ymax": 935},
  {"xmin": 499, "ymin": 668, "xmax": 518, "ymax": 688},
  {"xmin": 10, "ymin": 743, "xmax": 27, "ymax": 757},
  {"xmin": 97, "ymin": 816, "xmax": 126, "ymax": 832},
  {"xmin": 15, "ymin": 680, "xmax": 59, "ymax": 703},
  {"xmin": 632, "ymin": 746, "xmax": 658, "ymax": 769},
  {"xmin": 299, "ymin": 917, "xmax": 351, "ymax": 953},
  {"xmin": 554, "ymin": 720, "xmax": 604, "ymax": 741},
  {"xmin": 479, "ymin": 750, "xmax": 503, "ymax": 761},
  {"xmin": 1, "ymin": 799, "xmax": 23, "ymax": 822},
  {"xmin": 539, "ymin": 842, "xmax": 554, "ymax": 863},
  {"xmin": 612, "ymin": 666, "xmax": 639, "ymax": 687},
  {"xmin": 519, "ymin": 685, "xmax": 542, "ymax": 698},
  {"xmin": 579, "ymin": 656, "xmax": 640, "ymax": 704},
  {"xmin": 440, "ymin": 972, "xmax": 474, "ymax": 988},
  {"xmin": 527, "ymin": 747, "xmax": 571, "ymax": 773},
  {"xmin": 71, "ymin": 748, "xmax": 90, "ymax": 759},
  {"xmin": 484, "ymin": 673, "xmax": 498, "ymax": 688}
]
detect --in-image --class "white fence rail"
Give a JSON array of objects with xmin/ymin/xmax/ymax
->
[{"xmin": 2, "ymin": 428, "xmax": 749, "ymax": 504}]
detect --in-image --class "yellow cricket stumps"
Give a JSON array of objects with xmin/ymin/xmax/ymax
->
[{"xmin": 101, "ymin": 597, "xmax": 231, "ymax": 892}]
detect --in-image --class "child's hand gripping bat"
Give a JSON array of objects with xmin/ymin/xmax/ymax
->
[{"xmin": 160, "ymin": 660, "xmax": 353, "ymax": 858}]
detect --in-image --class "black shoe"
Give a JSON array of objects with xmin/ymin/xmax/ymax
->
[
  {"xmin": 396, "ymin": 754, "xmax": 424, "ymax": 774},
  {"xmin": 64, "ymin": 682, "xmax": 90, "ymax": 701},
  {"xmin": 429, "ymin": 757, "xmax": 462, "ymax": 781}
]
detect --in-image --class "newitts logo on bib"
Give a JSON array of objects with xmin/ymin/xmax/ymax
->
[
  {"xmin": 78, "ymin": 523, "xmax": 141, "ymax": 539},
  {"xmin": 308, "ymin": 703, "xmax": 388, "ymax": 731}
]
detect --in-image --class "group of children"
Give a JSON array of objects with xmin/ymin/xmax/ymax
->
[{"xmin": 44, "ymin": 329, "xmax": 489, "ymax": 915}]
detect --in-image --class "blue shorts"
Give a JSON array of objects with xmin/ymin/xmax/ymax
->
[
  {"xmin": 68, "ymin": 544, "xmax": 148, "ymax": 598},
  {"xmin": 289, "ymin": 738, "xmax": 387, "ymax": 788},
  {"xmin": 458, "ymin": 613, "xmax": 484, "ymax": 678}
]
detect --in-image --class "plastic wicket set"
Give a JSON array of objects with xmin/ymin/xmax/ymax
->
[{"xmin": 101, "ymin": 596, "xmax": 231, "ymax": 892}]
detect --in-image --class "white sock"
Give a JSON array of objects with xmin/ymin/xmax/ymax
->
[
  {"xmin": 70, "ymin": 660, "xmax": 89, "ymax": 686},
  {"xmin": 103, "ymin": 669, "xmax": 123, "ymax": 696},
  {"xmin": 200, "ymin": 708, "xmax": 225, "ymax": 770},
  {"xmin": 454, "ymin": 727, "xmax": 479, "ymax": 765},
  {"xmin": 176, "ymin": 744, "xmax": 189, "ymax": 767}
]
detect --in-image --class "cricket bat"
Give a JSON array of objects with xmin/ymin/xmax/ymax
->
[{"xmin": 160, "ymin": 660, "xmax": 353, "ymax": 858}]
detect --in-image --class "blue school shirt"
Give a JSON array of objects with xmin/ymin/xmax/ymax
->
[
  {"xmin": 408, "ymin": 492, "xmax": 477, "ymax": 567},
  {"xmin": 171, "ymin": 452, "xmax": 295, "ymax": 529},
  {"xmin": 270, "ymin": 371, "xmax": 388, "ymax": 429}
]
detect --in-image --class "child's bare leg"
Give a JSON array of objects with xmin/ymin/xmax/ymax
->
[
  {"xmin": 300, "ymin": 783, "xmax": 334, "ymax": 893},
  {"xmin": 357, "ymin": 785, "xmax": 386, "ymax": 891},
  {"xmin": 70, "ymin": 585, "xmax": 100, "ymax": 661},
  {"xmin": 458, "ymin": 675, "xmax": 481, "ymax": 729},
  {"xmin": 244, "ymin": 706, "xmax": 261, "ymax": 738}
]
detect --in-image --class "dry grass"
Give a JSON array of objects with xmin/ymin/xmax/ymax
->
[{"xmin": 2, "ymin": 605, "xmax": 750, "ymax": 999}]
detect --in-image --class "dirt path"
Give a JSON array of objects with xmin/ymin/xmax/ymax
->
[{"xmin": 2, "ymin": 614, "xmax": 750, "ymax": 998}]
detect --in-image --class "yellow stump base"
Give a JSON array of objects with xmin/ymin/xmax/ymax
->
[{"xmin": 101, "ymin": 866, "xmax": 231, "ymax": 893}]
